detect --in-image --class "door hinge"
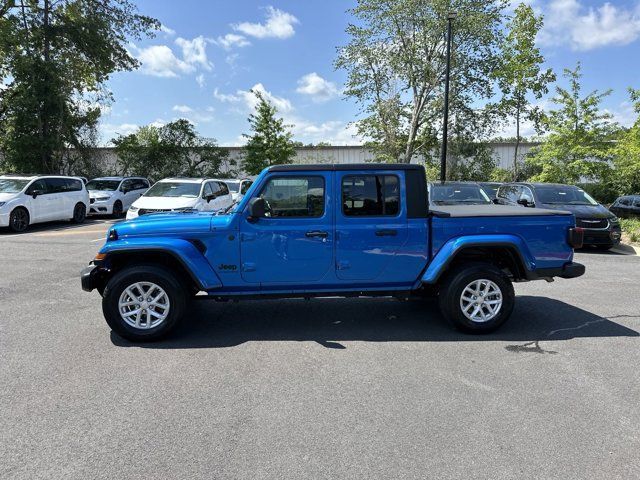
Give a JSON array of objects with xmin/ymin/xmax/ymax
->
[
  {"xmin": 242, "ymin": 262, "xmax": 256, "ymax": 272},
  {"xmin": 336, "ymin": 260, "xmax": 350, "ymax": 270}
]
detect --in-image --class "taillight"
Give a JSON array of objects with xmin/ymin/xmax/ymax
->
[{"xmin": 568, "ymin": 227, "xmax": 584, "ymax": 249}]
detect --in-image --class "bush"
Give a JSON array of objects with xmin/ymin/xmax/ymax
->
[{"xmin": 620, "ymin": 218, "xmax": 640, "ymax": 244}]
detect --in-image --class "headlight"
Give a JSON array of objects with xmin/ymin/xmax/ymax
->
[
  {"xmin": 128, "ymin": 206, "xmax": 139, "ymax": 212},
  {"xmin": 610, "ymin": 215, "xmax": 620, "ymax": 223},
  {"xmin": 94, "ymin": 196, "xmax": 111, "ymax": 202}
]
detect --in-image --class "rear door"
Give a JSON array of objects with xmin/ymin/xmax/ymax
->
[
  {"xmin": 239, "ymin": 173, "xmax": 333, "ymax": 284},
  {"xmin": 335, "ymin": 171, "xmax": 408, "ymax": 280}
]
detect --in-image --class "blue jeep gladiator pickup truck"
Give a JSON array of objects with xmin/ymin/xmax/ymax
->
[{"xmin": 81, "ymin": 164, "xmax": 585, "ymax": 341}]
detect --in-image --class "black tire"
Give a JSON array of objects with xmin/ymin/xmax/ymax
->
[
  {"xmin": 9, "ymin": 207, "xmax": 30, "ymax": 233},
  {"xmin": 438, "ymin": 262, "xmax": 515, "ymax": 334},
  {"xmin": 112, "ymin": 200, "xmax": 123, "ymax": 218},
  {"xmin": 102, "ymin": 265, "xmax": 187, "ymax": 342},
  {"xmin": 72, "ymin": 203, "xmax": 86, "ymax": 223}
]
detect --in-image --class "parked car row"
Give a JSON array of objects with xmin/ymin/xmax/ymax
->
[
  {"xmin": 427, "ymin": 180, "xmax": 626, "ymax": 250},
  {"xmin": 0, "ymin": 173, "xmax": 253, "ymax": 232}
]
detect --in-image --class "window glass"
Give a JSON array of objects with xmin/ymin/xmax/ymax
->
[
  {"xmin": 45, "ymin": 178, "xmax": 69, "ymax": 193},
  {"xmin": 241, "ymin": 181, "xmax": 252, "ymax": 194},
  {"xmin": 619, "ymin": 198, "xmax": 631, "ymax": 206},
  {"xmin": 86, "ymin": 179, "xmax": 120, "ymax": 191},
  {"xmin": 342, "ymin": 174, "xmax": 400, "ymax": 216},
  {"xmin": 0, "ymin": 178, "xmax": 30, "ymax": 193},
  {"xmin": 633, "ymin": 197, "xmax": 640, "ymax": 207},
  {"xmin": 203, "ymin": 183, "xmax": 213, "ymax": 198},
  {"xmin": 519, "ymin": 187, "xmax": 534, "ymax": 203},
  {"xmin": 429, "ymin": 184, "xmax": 491, "ymax": 205},
  {"xmin": 536, "ymin": 186, "xmax": 598, "ymax": 205},
  {"xmin": 144, "ymin": 182, "xmax": 200, "ymax": 197},
  {"xmin": 27, "ymin": 179, "xmax": 48, "ymax": 194},
  {"xmin": 218, "ymin": 182, "xmax": 229, "ymax": 196},
  {"xmin": 225, "ymin": 181, "xmax": 240, "ymax": 193},
  {"xmin": 260, "ymin": 176, "xmax": 325, "ymax": 218},
  {"xmin": 66, "ymin": 179, "xmax": 83, "ymax": 191}
]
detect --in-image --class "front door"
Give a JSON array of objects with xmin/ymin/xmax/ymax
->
[
  {"xmin": 335, "ymin": 171, "xmax": 408, "ymax": 281},
  {"xmin": 240, "ymin": 173, "xmax": 333, "ymax": 285}
]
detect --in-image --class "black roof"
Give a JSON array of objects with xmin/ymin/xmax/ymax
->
[
  {"xmin": 506, "ymin": 182, "xmax": 580, "ymax": 188},
  {"xmin": 268, "ymin": 163, "xmax": 425, "ymax": 172},
  {"xmin": 428, "ymin": 181, "xmax": 482, "ymax": 187}
]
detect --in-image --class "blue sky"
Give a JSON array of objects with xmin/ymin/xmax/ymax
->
[{"xmin": 99, "ymin": 0, "xmax": 640, "ymax": 146}]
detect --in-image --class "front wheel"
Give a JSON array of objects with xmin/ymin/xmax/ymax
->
[
  {"xmin": 102, "ymin": 265, "xmax": 187, "ymax": 342},
  {"xmin": 9, "ymin": 207, "xmax": 30, "ymax": 232},
  {"xmin": 438, "ymin": 263, "xmax": 515, "ymax": 334}
]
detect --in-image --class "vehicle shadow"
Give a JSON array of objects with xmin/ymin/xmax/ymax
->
[
  {"xmin": 0, "ymin": 218, "xmax": 117, "ymax": 235},
  {"xmin": 110, "ymin": 295, "xmax": 639, "ymax": 350}
]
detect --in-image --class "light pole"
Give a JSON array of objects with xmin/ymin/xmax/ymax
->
[{"xmin": 440, "ymin": 11, "xmax": 456, "ymax": 184}]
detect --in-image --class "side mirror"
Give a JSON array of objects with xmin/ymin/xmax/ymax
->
[
  {"xmin": 29, "ymin": 189, "xmax": 43, "ymax": 199},
  {"xmin": 205, "ymin": 194, "xmax": 215, "ymax": 203},
  {"xmin": 247, "ymin": 197, "xmax": 266, "ymax": 222},
  {"xmin": 492, "ymin": 198, "xmax": 500, "ymax": 204},
  {"xmin": 517, "ymin": 198, "xmax": 534, "ymax": 208}
]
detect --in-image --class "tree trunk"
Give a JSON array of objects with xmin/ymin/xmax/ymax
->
[{"xmin": 41, "ymin": 0, "xmax": 53, "ymax": 172}]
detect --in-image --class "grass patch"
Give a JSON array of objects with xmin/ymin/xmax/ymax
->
[{"xmin": 620, "ymin": 218, "xmax": 640, "ymax": 244}]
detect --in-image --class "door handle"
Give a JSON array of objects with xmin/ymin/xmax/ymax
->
[
  {"xmin": 375, "ymin": 229, "xmax": 397, "ymax": 236},
  {"xmin": 305, "ymin": 230, "xmax": 328, "ymax": 238}
]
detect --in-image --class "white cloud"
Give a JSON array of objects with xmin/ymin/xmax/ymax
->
[
  {"xmin": 175, "ymin": 36, "xmax": 213, "ymax": 71},
  {"xmin": 287, "ymin": 118, "xmax": 362, "ymax": 145},
  {"xmin": 214, "ymin": 83, "xmax": 293, "ymax": 113},
  {"xmin": 172, "ymin": 105, "xmax": 193, "ymax": 113},
  {"xmin": 233, "ymin": 6, "xmax": 299, "ymax": 39},
  {"xmin": 160, "ymin": 24, "xmax": 176, "ymax": 36},
  {"xmin": 134, "ymin": 45, "xmax": 193, "ymax": 77},
  {"xmin": 296, "ymin": 73, "xmax": 340, "ymax": 102},
  {"xmin": 540, "ymin": 0, "xmax": 640, "ymax": 51},
  {"xmin": 196, "ymin": 73, "xmax": 205, "ymax": 88},
  {"xmin": 215, "ymin": 33, "xmax": 251, "ymax": 50}
]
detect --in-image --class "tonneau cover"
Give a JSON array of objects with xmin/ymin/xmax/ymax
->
[{"xmin": 431, "ymin": 204, "xmax": 572, "ymax": 218}]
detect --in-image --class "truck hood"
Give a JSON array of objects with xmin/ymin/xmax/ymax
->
[
  {"xmin": 538, "ymin": 202, "xmax": 614, "ymax": 219},
  {"xmin": 110, "ymin": 212, "xmax": 234, "ymax": 237},
  {"xmin": 131, "ymin": 196, "xmax": 198, "ymax": 210}
]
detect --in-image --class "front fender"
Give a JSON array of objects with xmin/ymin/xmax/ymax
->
[
  {"xmin": 421, "ymin": 234, "xmax": 536, "ymax": 284},
  {"xmin": 100, "ymin": 237, "xmax": 222, "ymax": 290}
]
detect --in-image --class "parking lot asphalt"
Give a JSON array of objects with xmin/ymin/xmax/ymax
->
[{"xmin": 1, "ymin": 220, "xmax": 639, "ymax": 480}]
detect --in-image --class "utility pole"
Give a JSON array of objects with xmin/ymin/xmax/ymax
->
[{"xmin": 440, "ymin": 12, "xmax": 456, "ymax": 184}]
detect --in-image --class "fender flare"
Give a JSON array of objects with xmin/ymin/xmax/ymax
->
[
  {"xmin": 100, "ymin": 238, "xmax": 222, "ymax": 290},
  {"xmin": 420, "ymin": 234, "xmax": 536, "ymax": 284}
]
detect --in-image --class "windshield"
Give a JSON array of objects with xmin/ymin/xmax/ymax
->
[
  {"xmin": 86, "ymin": 179, "xmax": 120, "ymax": 191},
  {"xmin": 536, "ymin": 186, "xmax": 598, "ymax": 205},
  {"xmin": 225, "ymin": 181, "xmax": 240, "ymax": 193},
  {"xmin": 430, "ymin": 184, "xmax": 491, "ymax": 205},
  {"xmin": 0, "ymin": 178, "xmax": 30, "ymax": 193},
  {"xmin": 480, "ymin": 183, "xmax": 500, "ymax": 198},
  {"xmin": 144, "ymin": 182, "xmax": 201, "ymax": 198}
]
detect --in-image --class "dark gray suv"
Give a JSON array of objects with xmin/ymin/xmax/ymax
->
[{"xmin": 496, "ymin": 183, "xmax": 621, "ymax": 250}]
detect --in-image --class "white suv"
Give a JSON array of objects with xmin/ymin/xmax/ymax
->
[
  {"xmin": 224, "ymin": 178, "xmax": 253, "ymax": 202},
  {"xmin": 86, "ymin": 176, "xmax": 150, "ymax": 216},
  {"xmin": 0, "ymin": 175, "xmax": 89, "ymax": 232},
  {"xmin": 126, "ymin": 178, "xmax": 234, "ymax": 220}
]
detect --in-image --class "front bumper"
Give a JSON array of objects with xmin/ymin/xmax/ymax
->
[
  {"xmin": 0, "ymin": 211, "xmax": 10, "ymax": 227},
  {"xmin": 81, "ymin": 264, "xmax": 104, "ymax": 292},
  {"xmin": 582, "ymin": 226, "xmax": 621, "ymax": 246}
]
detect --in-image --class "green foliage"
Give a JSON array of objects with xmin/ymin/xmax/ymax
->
[
  {"xmin": 491, "ymin": 3, "xmax": 554, "ymax": 178},
  {"xmin": 113, "ymin": 119, "xmax": 233, "ymax": 181},
  {"xmin": 336, "ymin": 0, "xmax": 508, "ymax": 163},
  {"xmin": 620, "ymin": 218, "xmax": 640, "ymax": 244},
  {"xmin": 489, "ymin": 167, "xmax": 513, "ymax": 182},
  {"xmin": 526, "ymin": 64, "xmax": 617, "ymax": 184},
  {"xmin": 609, "ymin": 88, "xmax": 640, "ymax": 195},
  {"xmin": 0, "ymin": 0, "xmax": 158, "ymax": 174},
  {"xmin": 242, "ymin": 90, "xmax": 296, "ymax": 175},
  {"xmin": 424, "ymin": 140, "xmax": 497, "ymax": 182}
]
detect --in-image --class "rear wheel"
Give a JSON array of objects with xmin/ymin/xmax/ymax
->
[
  {"xmin": 438, "ymin": 262, "xmax": 515, "ymax": 333},
  {"xmin": 112, "ymin": 200, "xmax": 123, "ymax": 218},
  {"xmin": 9, "ymin": 207, "xmax": 29, "ymax": 233},
  {"xmin": 102, "ymin": 265, "xmax": 187, "ymax": 342},
  {"xmin": 72, "ymin": 203, "xmax": 86, "ymax": 223}
]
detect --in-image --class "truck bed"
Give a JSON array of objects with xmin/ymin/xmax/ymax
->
[{"xmin": 431, "ymin": 205, "xmax": 571, "ymax": 217}]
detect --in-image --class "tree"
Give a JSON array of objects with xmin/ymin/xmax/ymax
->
[
  {"xmin": 526, "ymin": 64, "xmax": 617, "ymax": 184},
  {"xmin": 610, "ymin": 88, "xmax": 640, "ymax": 195},
  {"xmin": 113, "ymin": 119, "xmax": 233, "ymax": 180},
  {"xmin": 335, "ymin": 0, "xmax": 508, "ymax": 163},
  {"xmin": 492, "ymin": 3, "xmax": 555, "ymax": 179},
  {"xmin": 0, "ymin": 0, "xmax": 158, "ymax": 174},
  {"xmin": 242, "ymin": 90, "xmax": 296, "ymax": 175}
]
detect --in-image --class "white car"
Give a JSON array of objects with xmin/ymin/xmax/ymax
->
[
  {"xmin": 224, "ymin": 179, "xmax": 253, "ymax": 202},
  {"xmin": 126, "ymin": 178, "xmax": 234, "ymax": 220},
  {"xmin": 86, "ymin": 176, "xmax": 150, "ymax": 216},
  {"xmin": 0, "ymin": 175, "xmax": 89, "ymax": 232}
]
